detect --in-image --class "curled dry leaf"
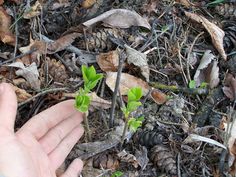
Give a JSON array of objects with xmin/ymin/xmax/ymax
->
[
  {"xmin": 222, "ymin": 73, "xmax": 236, "ymax": 101},
  {"xmin": 23, "ymin": 1, "xmax": 41, "ymax": 19},
  {"xmin": 19, "ymin": 33, "xmax": 80, "ymax": 62},
  {"xmin": 125, "ymin": 45, "xmax": 150, "ymax": 82},
  {"xmin": 185, "ymin": 11, "xmax": 227, "ymax": 60},
  {"xmin": 193, "ymin": 50, "xmax": 219, "ymax": 89},
  {"xmin": 96, "ymin": 50, "xmax": 119, "ymax": 72},
  {"xmin": 83, "ymin": 9, "xmax": 151, "ymax": 29},
  {"xmin": 150, "ymin": 89, "xmax": 167, "ymax": 105},
  {"xmin": 106, "ymin": 72, "xmax": 167, "ymax": 104},
  {"xmin": 12, "ymin": 84, "xmax": 32, "ymax": 102},
  {"xmin": 7, "ymin": 62, "xmax": 40, "ymax": 90},
  {"xmin": 81, "ymin": 0, "xmax": 96, "ymax": 8},
  {"xmin": 0, "ymin": 7, "xmax": 15, "ymax": 45}
]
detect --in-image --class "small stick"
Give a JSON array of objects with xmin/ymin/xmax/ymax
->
[
  {"xmin": 18, "ymin": 87, "xmax": 67, "ymax": 107},
  {"xmin": 83, "ymin": 112, "xmax": 92, "ymax": 141},
  {"xmin": 186, "ymin": 32, "xmax": 204, "ymax": 81},
  {"xmin": 109, "ymin": 52, "xmax": 125, "ymax": 128},
  {"xmin": 150, "ymin": 82, "xmax": 208, "ymax": 95}
]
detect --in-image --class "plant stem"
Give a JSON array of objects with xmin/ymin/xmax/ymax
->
[
  {"xmin": 120, "ymin": 116, "xmax": 129, "ymax": 146},
  {"xmin": 83, "ymin": 112, "xmax": 92, "ymax": 141}
]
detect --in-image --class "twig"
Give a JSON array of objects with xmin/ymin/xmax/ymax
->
[
  {"xmin": 18, "ymin": 87, "xmax": 67, "ymax": 107},
  {"xmin": 186, "ymin": 32, "xmax": 204, "ymax": 81},
  {"xmin": 150, "ymin": 82, "xmax": 209, "ymax": 95},
  {"xmin": 0, "ymin": 49, "xmax": 36, "ymax": 66},
  {"xmin": 109, "ymin": 52, "xmax": 125, "ymax": 128}
]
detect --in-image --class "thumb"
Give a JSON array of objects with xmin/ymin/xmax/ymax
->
[{"xmin": 0, "ymin": 83, "xmax": 17, "ymax": 132}]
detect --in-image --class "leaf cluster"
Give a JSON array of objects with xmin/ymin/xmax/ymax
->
[
  {"xmin": 122, "ymin": 87, "xmax": 143, "ymax": 132},
  {"xmin": 75, "ymin": 65, "xmax": 103, "ymax": 112}
]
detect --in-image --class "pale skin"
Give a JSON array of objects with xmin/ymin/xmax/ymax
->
[{"xmin": 0, "ymin": 83, "xmax": 84, "ymax": 177}]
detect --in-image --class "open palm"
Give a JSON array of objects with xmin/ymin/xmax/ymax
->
[{"xmin": 0, "ymin": 83, "xmax": 84, "ymax": 177}]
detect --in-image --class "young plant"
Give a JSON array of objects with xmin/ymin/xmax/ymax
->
[
  {"xmin": 75, "ymin": 65, "xmax": 103, "ymax": 140},
  {"xmin": 110, "ymin": 171, "xmax": 123, "ymax": 177},
  {"xmin": 121, "ymin": 87, "xmax": 143, "ymax": 144}
]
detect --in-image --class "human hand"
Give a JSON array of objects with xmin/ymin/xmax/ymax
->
[{"xmin": 0, "ymin": 83, "xmax": 84, "ymax": 177}]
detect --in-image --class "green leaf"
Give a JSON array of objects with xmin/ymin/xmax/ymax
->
[
  {"xmin": 75, "ymin": 94, "xmax": 90, "ymax": 113},
  {"xmin": 127, "ymin": 101, "xmax": 141, "ymax": 112},
  {"xmin": 81, "ymin": 65, "xmax": 89, "ymax": 84},
  {"xmin": 189, "ymin": 80, "xmax": 196, "ymax": 89},
  {"xmin": 111, "ymin": 171, "xmax": 123, "ymax": 177},
  {"xmin": 128, "ymin": 87, "xmax": 142, "ymax": 102},
  {"xmin": 200, "ymin": 82, "xmax": 208, "ymax": 89},
  {"xmin": 128, "ymin": 118, "xmax": 143, "ymax": 132},
  {"xmin": 207, "ymin": 0, "xmax": 224, "ymax": 6},
  {"xmin": 87, "ymin": 65, "xmax": 96, "ymax": 81}
]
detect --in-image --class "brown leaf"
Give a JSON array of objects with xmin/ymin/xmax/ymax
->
[
  {"xmin": 88, "ymin": 92, "xmax": 112, "ymax": 111},
  {"xmin": 150, "ymin": 89, "xmax": 167, "ymax": 105},
  {"xmin": 117, "ymin": 150, "xmax": 139, "ymax": 168},
  {"xmin": 0, "ymin": 0, "xmax": 4, "ymax": 5},
  {"xmin": 19, "ymin": 33, "xmax": 80, "ymax": 62},
  {"xmin": 193, "ymin": 50, "xmax": 219, "ymax": 89},
  {"xmin": 7, "ymin": 62, "xmax": 40, "ymax": 90},
  {"xmin": 185, "ymin": 11, "xmax": 227, "ymax": 60},
  {"xmin": 175, "ymin": 0, "xmax": 195, "ymax": 7},
  {"xmin": 81, "ymin": 0, "xmax": 96, "ymax": 8},
  {"xmin": 222, "ymin": 73, "xmax": 236, "ymax": 101},
  {"xmin": 83, "ymin": 9, "xmax": 151, "ymax": 29},
  {"xmin": 106, "ymin": 72, "xmax": 150, "ymax": 95},
  {"xmin": 96, "ymin": 50, "xmax": 119, "ymax": 72},
  {"xmin": 11, "ymin": 84, "xmax": 32, "ymax": 102},
  {"xmin": 125, "ymin": 45, "xmax": 150, "ymax": 81},
  {"xmin": 23, "ymin": 1, "xmax": 41, "ymax": 19},
  {"xmin": 0, "ymin": 7, "xmax": 15, "ymax": 45}
]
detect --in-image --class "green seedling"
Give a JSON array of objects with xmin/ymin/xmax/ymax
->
[
  {"xmin": 121, "ymin": 87, "xmax": 143, "ymax": 144},
  {"xmin": 188, "ymin": 80, "xmax": 196, "ymax": 89},
  {"xmin": 75, "ymin": 65, "xmax": 103, "ymax": 140},
  {"xmin": 110, "ymin": 171, "xmax": 123, "ymax": 177}
]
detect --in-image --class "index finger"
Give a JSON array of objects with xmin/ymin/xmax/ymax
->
[{"xmin": 18, "ymin": 100, "xmax": 83, "ymax": 139}]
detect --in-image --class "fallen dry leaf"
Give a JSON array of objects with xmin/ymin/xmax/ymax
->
[
  {"xmin": 0, "ymin": 0, "xmax": 4, "ymax": 5},
  {"xmin": 150, "ymin": 89, "xmax": 167, "ymax": 105},
  {"xmin": 125, "ymin": 44, "xmax": 150, "ymax": 81},
  {"xmin": 0, "ymin": 6, "xmax": 15, "ymax": 45},
  {"xmin": 23, "ymin": 1, "xmax": 42, "ymax": 19},
  {"xmin": 96, "ymin": 50, "xmax": 119, "ymax": 72},
  {"xmin": 7, "ymin": 62, "xmax": 40, "ymax": 90},
  {"xmin": 222, "ymin": 73, "xmax": 236, "ymax": 101},
  {"xmin": 175, "ymin": 0, "xmax": 195, "ymax": 7},
  {"xmin": 19, "ymin": 33, "xmax": 80, "ymax": 62},
  {"xmin": 106, "ymin": 72, "xmax": 150, "ymax": 95},
  {"xmin": 106, "ymin": 72, "xmax": 167, "ymax": 104},
  {"xmin": 81, "ymin": 0, "xmax": 96, "ymax": 8},
  {"xmin": 185, "ymin": 11, "xmax": 227, "ymax": 60},
  {"xmin": 193, "ymin": 50, "xmax": 219, "ymax": 89},
  {"xmin": 83, "ymin": 9, "xmax": 151, "ymax": 29},
  {"xmin": 12, "ymin": 84, "xmax": 32, "ymax": 102}
]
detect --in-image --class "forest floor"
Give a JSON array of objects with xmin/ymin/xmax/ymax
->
[{"xmin": 0, "ymin": 0, "xmax": 236, "ymax": 176}]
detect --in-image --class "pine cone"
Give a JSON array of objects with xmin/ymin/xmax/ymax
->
[
  {"xmin": 223, "ymin": 20, "xmax": 236, "ymax": 52},
  {"xmin": 150, "ymin": 145, "xmax": 177, "ymax": 176},
  {"xmin": 215, "ymin": 3, "xmax": 236, "ymax": 19},
  {"xmin": 76, "ymin": 28, "xmax": 124, "ymax": 52},
  {"xmin": 135, "ymin": 130, "xmax": 165, "ymax": 148},
  {"xmin": 93, "ymin": 152, "xmax": 119, "ymax": 170},
  {"xmin": 44, "ymin": 58, "xmax": 68, "ymax": 83}
]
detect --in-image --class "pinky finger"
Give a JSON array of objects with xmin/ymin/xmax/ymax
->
[{"xmin": 60, "ymin": 158, "xmax": 83, "ymax": 177}]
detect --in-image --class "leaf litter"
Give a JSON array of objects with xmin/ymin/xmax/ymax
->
[{"xmin": 0, "ymin": 0, "xmax": 236, "ymax": 176}]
